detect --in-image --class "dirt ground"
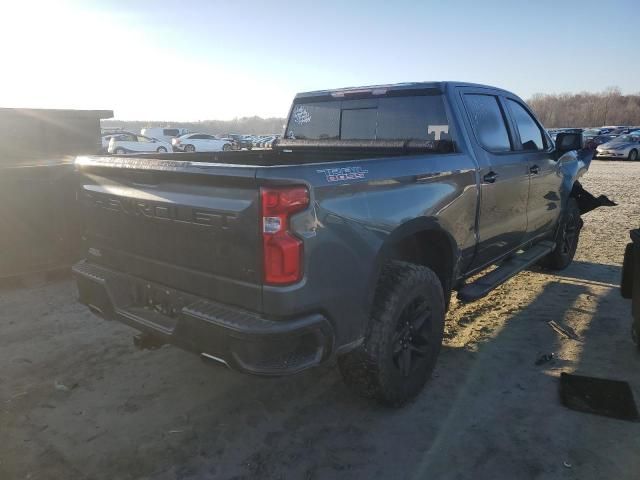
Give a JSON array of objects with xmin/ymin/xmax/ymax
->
[{"xmin": 1, "ymin": 160, "xmax": 639, "ymax": 480}]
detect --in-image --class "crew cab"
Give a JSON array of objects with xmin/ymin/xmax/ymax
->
[{"xmin": 73, "ymin": 82, "xmax": 610, "ymax": 406}]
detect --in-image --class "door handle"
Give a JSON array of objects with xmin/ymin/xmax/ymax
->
[
  {"xmin": 483, "ymin": 171, "xmax": 498, "ymax": 183},
  {"xmin": 530, "ymin": 165, "xmax": 540, "ymax": 174}
]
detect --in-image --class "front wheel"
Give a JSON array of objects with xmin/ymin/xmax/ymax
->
[
  {"xmin": 184, "ymin": 144, "xmax": 195, "ymax": 152},
  {"xmin": 628, "ymin": 149, "xmax": 638, "ymax": 161},
  {"xmin": 157, "ymin": 147, "xmax": 167, "ymax": 153},
  {"xmin": 114, "ymin": 148, "xmax": 126, "ymax": 155},
  {"xmin": 338, "ymin": 261, "xmax": 445, "ymax": 407},
  {"xmin": 538, "ymin": 197, "xmax": 582, "ymax": 270},
  {"xmin": 222, "ymin": 143, "xmax": 232, "ymax": 151}
]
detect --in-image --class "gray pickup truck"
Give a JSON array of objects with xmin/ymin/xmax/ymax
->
[{"xmin": 73, "ymin": 82, "xmax": 607, "ymax": 406}]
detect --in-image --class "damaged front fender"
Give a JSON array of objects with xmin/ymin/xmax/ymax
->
[
  {"xmin": 558, "ymin": 148, "xmax": 616, "ymax": 214},
  {"xmin": 558, "ymin": 148, "xmax": 592, "ymax": 200}
]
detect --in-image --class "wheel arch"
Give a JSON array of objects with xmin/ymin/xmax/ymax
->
[{"xmin": 367, "ymin": 218, "xmax": 460, "ymax": 311}]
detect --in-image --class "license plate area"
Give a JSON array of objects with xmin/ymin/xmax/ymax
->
[
  {"xmin": 130, "ymin": 281, "xmax": 187, "ymax": 319},
  {"xmin": 113, "ymin": 279, "xmax": 191, "ymax": 334}
]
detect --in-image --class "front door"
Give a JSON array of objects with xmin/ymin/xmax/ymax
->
[
  {"xmin": 503, "ymin": 97, "xmax": 562, "ymax": 241},
  {"xmin": 459, "ymin": 89, "xmax": 530, "ymax": 269}
]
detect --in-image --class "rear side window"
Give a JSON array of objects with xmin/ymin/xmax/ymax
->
[
  {"xmin": 285, "ymin": 94, "xmax": 452, "ymax": 142},
  {"xmin": 163, "ymin": 129, "xmax": 179, "ymax": 137},
  {"xmin": 464, "ymin": 94, "xmax": 511, "ymax": 152},
  {"xmin": 506, "ymin": 99, "xmax": 545, "ymax": 151}
]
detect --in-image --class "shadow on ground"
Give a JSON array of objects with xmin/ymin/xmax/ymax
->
[{"xmin": 1, "ymin": 261, "xmax": 638, "ymax": 480}]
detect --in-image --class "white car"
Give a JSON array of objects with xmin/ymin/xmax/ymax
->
[
  {"xmin": 172, "ymin": 133, "xmax": 233, "ymax": 152},
  {"xmin": 595, "ymin": 134, "xmax": 640, "ymax": 161},
  {"xmin": 101, "ymin": 131, "xmax": 136, "ymax": 152},
  {"xmin": 140, "ymin": 127, "xmax": 190, "ymax": 143},
  {"xmin": 108, "ymin": 134, "xmax": 173, "ymax": 154}
]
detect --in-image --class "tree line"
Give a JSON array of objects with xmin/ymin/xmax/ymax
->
[
  {"xmin": 527, "ymin": 88, "xmax": 640, "ymax": 128},
  {"xmin": 103, "ymin": 88, "xmax": 640, "ymax": 134}
]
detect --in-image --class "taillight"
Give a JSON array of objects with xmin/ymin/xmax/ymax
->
[{"xmin": 261, "ymin": 186, "xmax": 309, "ymax": 285}]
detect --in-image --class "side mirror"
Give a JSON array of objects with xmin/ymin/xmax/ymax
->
[{"xmin": 555, "ymin": 132, "xmax": 583, "ymax": 153}]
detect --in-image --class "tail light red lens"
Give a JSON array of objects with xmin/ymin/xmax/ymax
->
[{"xmin": 261, "ymin": 186, "xmax": 309, "ymax": 285}]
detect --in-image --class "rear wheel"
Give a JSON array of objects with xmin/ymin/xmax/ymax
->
[
  {"xmin": 538, "ymin": 197, "xmax": 582, "ymax": 270},
  {"xmin": 156, "ymin": 147, "xmax": 167, "ymax": 153},
  {"xmin": 338, "ymin": 261, "xmax": 445, "ymax": 407},
  {"xmin": 222, "ymin": 143, "xmax": 232, "ymax": 151},
  {"xmin": 114, "ymin": 148, "xmax": 126, "ymax": 154},
  {"xmin": 629, "ymin": 149, "xmax": 638, "ymax": 161},
  {"xmin": 184, "ymin": 144, "xmax": 195, "ymax": 152}
]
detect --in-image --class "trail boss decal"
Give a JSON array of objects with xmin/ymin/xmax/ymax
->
[{"xmin": 317, "ymin": 166, "xmax": 369, "ymax": 182}]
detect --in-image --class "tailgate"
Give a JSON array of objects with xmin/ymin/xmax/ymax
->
[{"xmin": 76, "ymin": 156, "xmax": 261, "ymax": 311}]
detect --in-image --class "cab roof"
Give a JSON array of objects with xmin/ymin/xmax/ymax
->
[{"xmin": 294, "ymin": 81, "xmax": 515, "ymax": 100}]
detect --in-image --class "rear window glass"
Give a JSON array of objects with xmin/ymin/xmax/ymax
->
[
  {"xmin": 163, "ymin": 129, "xmax": 179, "ymax": 137},
  {"xmin": 285, "ymin": 94, "xmax": 452, "ymax": 142}
]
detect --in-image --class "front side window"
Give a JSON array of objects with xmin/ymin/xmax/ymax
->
[
  {"xmin": 463, "ymin": 94, "xmax": 511, "ymax": 152},
  {"xmin": 506, "ymin": 99, "xmax": 545, "ymax": 151},
  {"xmin": 285, "ymin": 94, "xmax": 452, "ymax": 143}
]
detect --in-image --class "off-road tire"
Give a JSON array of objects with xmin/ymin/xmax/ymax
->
[
  {"xmin": 338, "ymin": 261, "xmax": 445, "ymax": 407},
  {"xmin": 538, "ymin": 197, "xmax": 582, "ymax": 270}
]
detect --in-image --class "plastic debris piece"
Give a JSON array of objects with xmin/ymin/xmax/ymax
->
[
  {"xmin": 548, "ymin": 320, "xmax": 580, "ymax": 341},
  {"xmin": 54, "ymin": 381, "xmax": 69, "ymax": 392},
  {"xmin": 535, "ymin": 353, "xmax": 555, "ymax": 365}
]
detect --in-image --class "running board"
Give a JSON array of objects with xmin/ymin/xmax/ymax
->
[{"xmin": 457, "ymin": 241, "xmax": 555, "ymax": 302}]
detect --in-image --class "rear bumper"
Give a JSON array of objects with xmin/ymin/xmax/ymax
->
[{"xmin": 72, "ymin": 261, "xmax": 334, "ymax": 376}]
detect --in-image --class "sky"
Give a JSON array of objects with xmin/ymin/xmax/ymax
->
[{"xmin": 1, "ymin": 0, "xmax": 638, "ymax": 121}]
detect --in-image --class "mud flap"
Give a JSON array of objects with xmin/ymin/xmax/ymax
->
[{"xmin": 570, "ymin": 182, "xmax": 617, "ymax": 215}]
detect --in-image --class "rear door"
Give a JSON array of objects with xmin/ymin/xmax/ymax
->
[
  {"xmin": 503, "ymin": 97, "xmax": 561, "ymax": 242},
  {"xmin": 459, "ymin": 89, "xmax": 530, "ymax": 269},
  {"xmin": 189, "ymin": 134, "xmax": 208, "ymax": 151},
  {"xmin": 200, "ymin": 134, "xmax": 222, "ymax": 152},
  {"xmin": 116, "ymin": 134, "xmax": 139, "ymax": 152},
  {"xmin": 135, "ymin": 135, "xmax": 157, "ymax": 152}
]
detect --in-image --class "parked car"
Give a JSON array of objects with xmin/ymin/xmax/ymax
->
[
  {"xmin": 108, "ymin": 134, "xmax": 172, "ymax": 154},
  {"xmin": 101, "ymin": 131, "xmax": 136, "ymax": 153},
  {"xmin": 601, "ymin": 126, "xmax": 632, "ymax": 136},
  {"xmin": 585, "ymin": 134, "xmax": 614, "ymax": 150},
  {"xmin": 74, "ymin": 81, "xmax": 610, "ymax": 406},
  {"xmin": 141, "ymin": 127, "xmax": 190, "ymax": 143},
  {"xmin": 595, "ymin": 134, "xmax": 640, "ymax": 160},
  {"xmin": 253, "ymin": 135, "xmax": 279, "ymax": 149},
  {"xmin": 172, "ymin": 133, "xmax": 233, "ymax": 152},
  {"xmin": 221, "ymin": 133, "xmax": 253, "ymax": 150}
]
